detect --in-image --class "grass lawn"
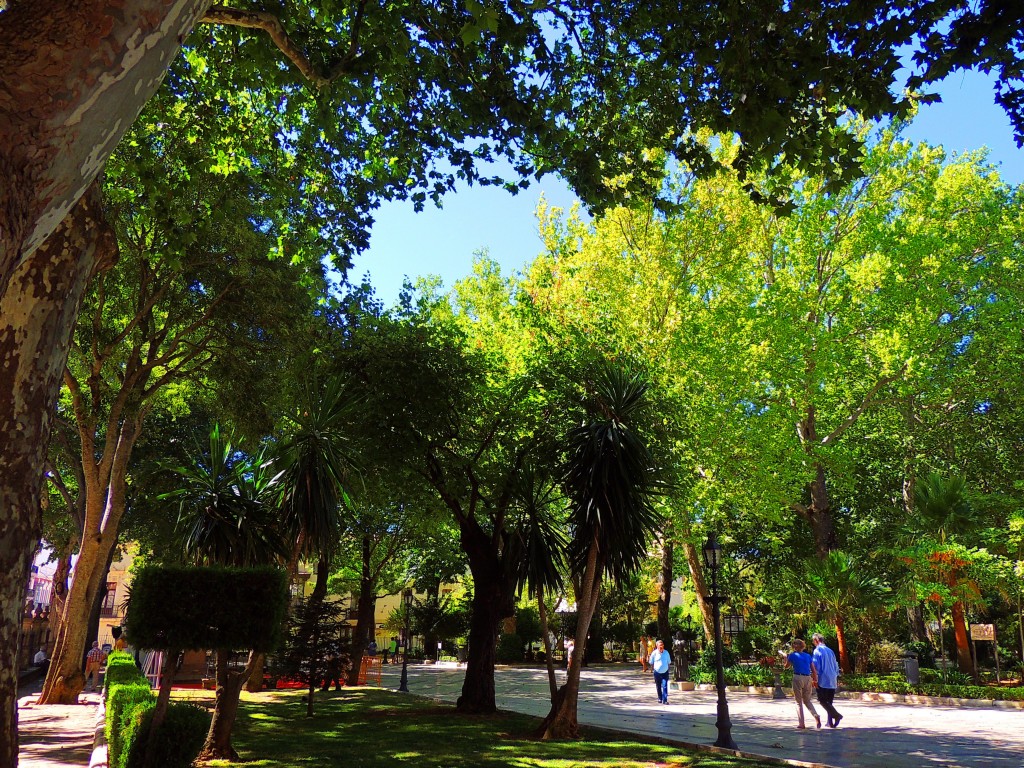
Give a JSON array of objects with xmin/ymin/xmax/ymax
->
[{"xmin": 172, "ymin": 687, "xmax": 781, "ymax": 768}]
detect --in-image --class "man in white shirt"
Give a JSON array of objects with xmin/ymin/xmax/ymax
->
[
  {"xmin": 33, "ymin": 647, "xmax": 49, "ymax": 676},
  {"xmin": 648, "ymin": 639, "xmax": 671, "ymax": 704},
  {"xmin": 811, "ymin": 633, "xmax": 843, "ymax": 727}
]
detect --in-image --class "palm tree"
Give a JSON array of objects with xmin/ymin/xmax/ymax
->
[
  {"xmin": 914, "ymin": 472, "xmax": 981, "ymax": 677},
  {"xmin": 540, "ymin": 364, "xmax": 661, "ymax": 739},
  {"xmin": 509, "ymin": 465, "xmax": 568, "ymax": 699},
  {"xmin": 804, "ymin": 550, "xmax": 889, "ymax": 672},
  {"xmin": 276, "ymin": 374, "xmax": 359, "ymax": 681},
  {"xmin": 170, "ymin": 425, "xmax": 286, "ymax": 568}
]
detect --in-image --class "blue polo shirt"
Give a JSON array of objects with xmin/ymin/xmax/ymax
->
[
  {"xmin": 813, "ymin": 644, "xmax": 840, "ymax": 688},
  {"xmin": 649, "ymin": 647, "xmax": 670, "ymax": 674},
  {"xmin": 787, "ymin": 651, "xmax": 813, "ymax": 676}
]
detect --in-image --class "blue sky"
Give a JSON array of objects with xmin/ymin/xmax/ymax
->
[{"xmin": 351, "ymin": 69, "xmax": 1022, "ymax": 305}]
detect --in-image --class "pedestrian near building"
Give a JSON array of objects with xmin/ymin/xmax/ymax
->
[
  {"xmin": 812, "ymin": 633, "xmax": 843, "ymax": 727},
  {"xmin": 784, "ymin": 639, "xmax": 820, "ymax": 729},
  {"xmin": 648, "ymin": 639, "xmax": 671, "ymax": 704},
  {"xmin": 84, "ymin": 641, "xmax": 106, "ymax": 691}
]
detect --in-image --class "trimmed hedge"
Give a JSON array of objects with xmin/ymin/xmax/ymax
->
[
  {"xmin": 122, "ymin": 701, "xmax": 210, "ymax": 768},
  {"xmin": 107, "ymin": 683, "xmax": 155, "ymax": 768},
  {"xmin": 125, "ymin": 565, "xmax": 288, "ymax": 653},
  {"xmin": 842, "ymin": 674, "xmax": 1024, "ymax": 702},
  {"xmin": 104, "ymin": 651, "xmax": 142, "ymax": 692}
]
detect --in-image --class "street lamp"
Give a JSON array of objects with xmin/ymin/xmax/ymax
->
[
  {"xmin": 398, "ymin": 588, "xmax": 413, "ymax": 693},
  {"xmin": 702, "ymin": 532, "xmax": 737, "ymax": 750}
]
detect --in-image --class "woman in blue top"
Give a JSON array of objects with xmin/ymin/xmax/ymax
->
[{"xmin": 784, "ymin": 639, "xmax": 820, "ymax": 729}]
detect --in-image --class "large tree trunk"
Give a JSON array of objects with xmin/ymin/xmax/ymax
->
[
  {"xmin": 457, "ymin": 570, "xmax": 510, "ymax": 713},
  {"xmin": 907, "ymin": 603, "xmax": 928, "ymax": 643},
  {"xmin": 950, "ymin": 599, "xmax": 975, "ymax": 678},
  {"xmin": 198, "ymin": 649, "xmax": 258, "ymax": 762},
  {"xmin": 683, "ymin": 541, "xmax": 714, "ymax": 642},
  {"xmin": 835, "ymin": 615, "xmax": 852, "ymax": 673},
  {"xmin": 40, "ymin": 413, "xmax": 140, "ymax": 704},
  {"xmin": 806, "ymin": 462, "xmax": 836, "ymax": 558},
  {"xmin": 0, "ymin": 185, "xmax": 112, "ymax": 761},
  {"xmin": 657, "ymin": 539, "xmax": 673, "ymax": 647},
  {"xmin": 539, "ymin": 533, "xmax": 602, "ymax": 740},
  {"xmin": 0, "ymin": 0, "xmax": 214, "ymax": 275},
  {"xmin": 346, "ymin": 537, "xmax": 376, "ymax": 686},
  {"xmin": 456, "ymin": 520, "xmax": 515, "ymax": 713},
  {"xmin": 48, "ymin": 547, "xmax": 75, "ymax": 645}
]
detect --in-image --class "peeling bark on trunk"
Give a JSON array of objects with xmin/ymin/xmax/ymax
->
[
  {"xmin": 0, "ymin": 0, "xmax": 215, "ymax": 273},
  {"xmin": 40, "ymin": 410, "xmax": 141, "ymax": 704},
  {"xmin": 683, "ymin": 541, "xmax": 714, "ymax": 642},
  {"xmin": 0, "ymin": 185, "xmax": 110, "ymax": 759}
]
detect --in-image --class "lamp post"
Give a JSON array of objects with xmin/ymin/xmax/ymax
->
[
  {"xmin": 703, "ymin": 532, "xmax": 737, "ymax": 750},
  {"xmin": 398, "ymin": 588, "xmax": 413, "ymax": 693}
]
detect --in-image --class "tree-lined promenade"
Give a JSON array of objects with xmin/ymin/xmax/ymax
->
[{"xmin": 3, "ymin": 1, "xmax": 1023, "ymax": 765}]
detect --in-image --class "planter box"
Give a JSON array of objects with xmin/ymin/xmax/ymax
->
[{"xmin": 674, "ymin": 681, "xmax": 696, "ymax": 691}]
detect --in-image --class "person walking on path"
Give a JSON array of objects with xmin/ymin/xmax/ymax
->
[
  {"xmin": 648, "ymin": 639, "xmax": 671, "ymax": 704},
  {"xmin": 84, "ymin": 641, "xmax": 106, "ymax": 691},
  {"xmin": 639, "ymin": 636, "xmax": 651, "ymax": 673},
  {"xmin": 784, "ymin": 639, "xmax": 820, "ymax": 729},
  {"xmin": 812, "ymin": 633, "xmax": 843, "ymax": 728}
]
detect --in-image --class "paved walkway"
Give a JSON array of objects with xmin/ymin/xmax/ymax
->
[
  {"xmin": 380, "ymin": 664, "xmax": 1023, "ymax": 768},
  {"xmin": 17, "ymin": 679, "xmax": 103, "ymax": 768}
]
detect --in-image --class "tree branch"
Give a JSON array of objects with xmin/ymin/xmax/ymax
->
[{"xmin": 201, "ymin": 5, "xmax": 364, "ymax": 89}]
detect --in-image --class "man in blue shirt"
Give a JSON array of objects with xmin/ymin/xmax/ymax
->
[
  {"xmin": 812, "ymin": 633, "xmax": 843, "ymax": 727},
  {"xmin": 648, "ymin": 639, "xmax": 671, "ymax": 704}
]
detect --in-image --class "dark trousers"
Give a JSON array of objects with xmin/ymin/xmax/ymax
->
[
  {"xmin": 653, "ymin": 670, "xmax": 670, "ymax": 703},
  {"xmin": 816, "ymin": 686, "xmax": 841, "ymax": 723}
]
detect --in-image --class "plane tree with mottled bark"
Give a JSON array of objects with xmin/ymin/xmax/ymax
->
[{"xmin": 37, "ymin": 118, "xmax": 319, "ymax": 704}]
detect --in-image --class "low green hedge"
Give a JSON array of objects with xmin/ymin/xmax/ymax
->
[
  {"xmin": 107, "ymin": 683, "xmax": 155, "ymax": 768},
  {"xmin": 104, "ymin": 652, "xmax": 142, "ymax": 692},
  {"xmin": 121, "ymin": 701, "xmax": 210, "ymax": 768},
  {"xmin": 842, "ymin": 674, "xmax": 1024, "ymax": 702}
]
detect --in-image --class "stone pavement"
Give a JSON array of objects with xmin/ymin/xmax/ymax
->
[
  {"xmin": 17, "ymin": 678, "xmax": 104, "ymax": 768},
  {"xmin": 381, "ymin": 663, "xmax": 1023, "ymax": 768}
]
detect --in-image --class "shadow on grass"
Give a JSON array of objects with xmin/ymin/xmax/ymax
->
[{"xmin": 205, "ymin": 688, "xmax": 777, "ymax": 768}]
